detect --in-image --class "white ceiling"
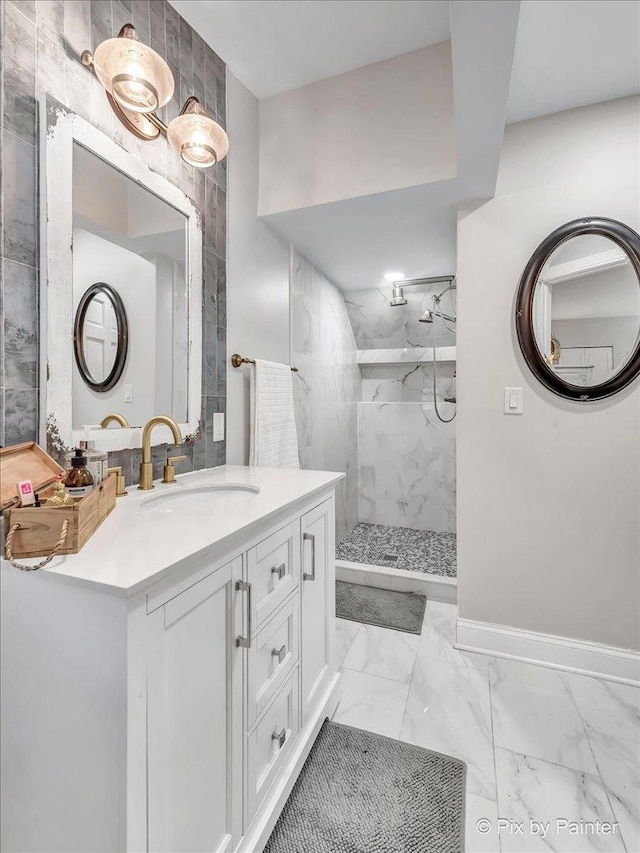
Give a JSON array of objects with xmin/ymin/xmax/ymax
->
[
  {"xmin": 507, "ymin": 0, "xmax": 640, "ymax": 124},
  {"xmin": 170, "ymin": 0, "xmax": 450, "ymax": 99},
  {"xmin": 171, "ymin": 0, "xmax": 640, "ymax": 291},
  {"xmin": 262, "ymin": 1, "xmax": 521, "ymax": 290}
]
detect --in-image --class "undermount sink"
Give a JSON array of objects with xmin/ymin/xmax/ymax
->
[{"xmin": 139, "ymin": 483, "xmax": 260, "ymax": 513}]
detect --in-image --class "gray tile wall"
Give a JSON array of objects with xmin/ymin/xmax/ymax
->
[{"xmin": 0, "ymin": 0, "xmax": 226, "ymax": 484}]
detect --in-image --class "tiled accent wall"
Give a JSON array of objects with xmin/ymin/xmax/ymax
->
[
  {"xmin": 0, "ymin": 0, "xmax": 226, "ymax": 483},
  {"xmin": 291, "ymin": 250, "xmax": 361, "ymax": 542}
]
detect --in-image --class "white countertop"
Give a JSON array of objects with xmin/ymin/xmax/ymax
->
[{"xmin": 5, "ymin": 466, "xmax": 344, "ymax": 594}]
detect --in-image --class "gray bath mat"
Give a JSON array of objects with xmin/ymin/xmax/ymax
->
[
  {"xmin": 264, "ymin": 721, "xmax": 466, "ymax": 853},
  {"xmin": 336, "ymin": 580, "xmax": 426, "ymax": 634}
]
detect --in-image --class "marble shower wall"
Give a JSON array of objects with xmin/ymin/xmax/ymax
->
[
  {"xmin": 361, "ymin": 362, "xmax": 456, "ymax": 403},
  {"xmin": 358, "ymin": 401, "xmax": 456, "ymax": 533},
  {"xmin": 344, "ymin": 285, "xmax": 457, "ymax": 535},
  {"xmin": 344, "ymin": 285, "xmax": 457, "ymax": 349},
  {"xmin": 291, "ymin": 251, "xmax": 361, "ymax": 542},
  {"xmin": 0, "ymin": 0, "xmax": 226, "ymax": 482}
]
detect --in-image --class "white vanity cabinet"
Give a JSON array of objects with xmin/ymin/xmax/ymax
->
[
  {"xmin": 146, "ymin": 556, "xmax": 244, "ymax": 853},
  {"xmin": 0, "ymin": 478, "xmax": 341, "ymax": 853},
  {"xmin": 301, "ymin": 498, "xmax": 335, "ymax": 723}
]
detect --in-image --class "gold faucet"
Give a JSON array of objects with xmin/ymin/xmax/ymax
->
[
  {"xmin": 138, "ymin": 416, "xmax": 183, "ymax": 490},
  {"xmin": 100, "ymin": 413, "xmax": 129, "ymax": 428}
]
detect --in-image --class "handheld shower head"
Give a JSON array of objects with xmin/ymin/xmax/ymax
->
[{"xmin": 419, "ymin": 309, "xmax": 434, "ymax": 323}]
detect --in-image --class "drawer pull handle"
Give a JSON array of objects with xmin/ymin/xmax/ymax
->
[
  {"xmin": 272, "ymin": 728, "xmax": 287, "ymax": 749},
  {"xmin": 235, "ymin": 581, "xmax": 252, "ymax": 648},
  {"xmin": 303, "ymin": 532, "xmax": 316, "ymax": 581},
  {"xmin": 271, "ymin": 644, "xmax": 287, "ymax": 663},
  {"xmin": 271, "ymin": 563, "xmax": 286, "ymax": 580}
]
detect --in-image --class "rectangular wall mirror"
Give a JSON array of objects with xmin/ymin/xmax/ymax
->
[{"xmin": 40, "ymin": 97, "xmax": 202, "ymax": 455}]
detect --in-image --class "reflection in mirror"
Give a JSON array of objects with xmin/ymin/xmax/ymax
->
[
  {"xmin": 533, "ymin": 234, "xmax": 640, "ymax": 386},
  {"xmin": 72, "ymin": 142, "xmax": 188, "ymax": 429},
  {"xmin": 74, "ymin": 283, "xmax": 128, "ymax": 391}
]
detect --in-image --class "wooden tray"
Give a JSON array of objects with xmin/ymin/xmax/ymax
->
[{"xmin": 1, "ymin": 442, "xmax": 117, "ymax": 559}]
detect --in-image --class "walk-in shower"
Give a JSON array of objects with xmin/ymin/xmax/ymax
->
[{"xmin": 336, "ymin": 274, "xmax": 458, "ymax": 599}]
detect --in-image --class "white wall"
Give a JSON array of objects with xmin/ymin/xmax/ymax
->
[
  {"xmin": 226, "ymin": 72, "xmax": 291, "ymax": 465},
  {"xmin": 72, "ymin": 228, "xmax": 157, "ymax": 429},
  {"xmin": 457, "ymin": 95, "xmax": 640, "ymax": 652},
  {"xmin": 258, "ymin": 43, "xmax": 456, "ymax": 215}
]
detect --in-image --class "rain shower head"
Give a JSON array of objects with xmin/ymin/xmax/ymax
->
[{"xmin": 389, "ymin": 284, "xmax": 407, "ymax": 306}]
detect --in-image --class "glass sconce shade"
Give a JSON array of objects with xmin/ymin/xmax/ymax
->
[
  {"xmin": 167, "ymin": 102, "xmax": 229, "ymax": 168},
  {"xmin": 93, "ymin": 35, "xmax": 174, "ymax": 113}
]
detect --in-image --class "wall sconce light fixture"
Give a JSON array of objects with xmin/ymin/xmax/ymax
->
[{"xmin": 82, "ymin": 24, "xmax": 228, "ymax": 169}]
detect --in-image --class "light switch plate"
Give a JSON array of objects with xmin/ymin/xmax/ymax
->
[
  {"xmin": 213, "ymin": 412, "xmax": 225, "ymax": 442},
  {"xmin": 123, "ymin": 384, "xmax": 133, "ymax": 403},
  {"xmin": 504, "ymin": 387, "xmax": 523, "ymax": 415}
]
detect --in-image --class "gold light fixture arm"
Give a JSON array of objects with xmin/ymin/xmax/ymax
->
[{"xmin": 80, "ymin": 24, "xmax": 228, "ymax": 165}]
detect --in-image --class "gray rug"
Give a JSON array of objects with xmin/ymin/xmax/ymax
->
[
  {"xmin": 264, "ymin": 721, "xmax": 466, "ymax": 853},
  {"xmin": 336, "ymin": 580, "xmax": 426, "ymax": 634}
]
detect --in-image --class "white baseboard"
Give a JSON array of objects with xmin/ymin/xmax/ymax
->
[
  {"xmin": 455, "ymin": 618, "xmax": 640, "ymax": 686},
  {"xmin": 336, "ymin": 560, "xmax": 457, "ymax": 604}
]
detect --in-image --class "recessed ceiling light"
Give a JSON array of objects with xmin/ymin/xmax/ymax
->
[{"xmin": 384, "ymin": 272, "xmax": 405, "ymax": 281}]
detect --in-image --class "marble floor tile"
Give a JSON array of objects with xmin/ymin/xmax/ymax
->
[
  {"xmin": 563, "ymin": 673, "xmax": 640, "ymax": 745},
  {"xmin": 333, "ymin": 669, "xmax": 409, "ymax": 740},
  {"xmin": 588, "ymin": 732, "xmax": 640, "ymax": 853},
  {"xmin": 495, "ymin": 748, "xmax": 625, "ymax": 852},
  {"xmin": 342, "ymin": 623, "xmax": 420, "ymax": 683},
  {"xmin": 399, "ymin": 655, "xmax": 496, "ymax": 800},
  {"xmin": 466, "ymin": 794, "xmax": 501, "ymax": 853},
  {"xmin": 419, "ymin": 600, "xmax": 490, "ymax": 672},
  {"xmin": 491, "ymin": 658, "xmax": 598, "ymax": 774},
  {"xmin": 334, "ymin": 618, "xmax": 360, "ymax": 670}
]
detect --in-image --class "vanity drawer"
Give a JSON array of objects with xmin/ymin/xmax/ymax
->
[
  {"xmin": 247, "ymin": 522, "xmax": 299, "ymax": 631},
  {"xmin": 247, "ymin": 669, "xmax": 300, "ymax": 822},
  {"xmin": 247, "ymin": 596, "xmax": 299, "ymax": 728}
]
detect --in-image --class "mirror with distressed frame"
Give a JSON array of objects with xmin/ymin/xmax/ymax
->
[
  {"xmin": 516, "ymin": 218, "xmax": 640, "ymax": 401},
  {"xmin": 40, "ymin": 98, "xmax": 202, "ymax": 454}
]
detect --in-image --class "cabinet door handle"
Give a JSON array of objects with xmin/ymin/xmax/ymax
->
[
  {"xmin": 271, "ymin": 563, "xmax": 286, "ymax": 580},
  {"xmin": 303, "ymin": 532, "xmax": 316, "ymax": 581},
  {"xmin": 271, "ymin": 644, "xmax": 287, "ymax": 663},
  {"xmin": 235, "ymin": 581, "xmax": 252, "ymax": 648},
  {"xmin": 272, "ymin": 728, "xmax": 286, "ymax": 749}
]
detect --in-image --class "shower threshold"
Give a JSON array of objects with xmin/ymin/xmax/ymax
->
[{"xmin": 335, "ymin": 523, "xmax": 457, "ymax": 604}]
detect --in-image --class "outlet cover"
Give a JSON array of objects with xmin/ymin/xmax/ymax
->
[{"xmin": 213, "ymin": 412, "xmax": 225, "ymax": 442}]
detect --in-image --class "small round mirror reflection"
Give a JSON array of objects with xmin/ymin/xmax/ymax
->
[
  {"xmin": 532, "ymin": 234, "xmax": 640, "ymax": 387},
  {"xmin": 74, "ymin": 283, "xmax": 128, "ymax": 392}
]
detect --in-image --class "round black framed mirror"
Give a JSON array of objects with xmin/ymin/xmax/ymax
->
[
  {"xmin": 515, "ymin": 217, "xmax": 640, "ymax": 401},
  {"xmin": 73, "ymin": 282, "xmax": 129, "ymax": 392}
]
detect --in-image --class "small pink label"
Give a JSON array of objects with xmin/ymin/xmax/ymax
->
[{"xmin": 20, "ymin": 483, "xmax": 33, "ymax": 495}]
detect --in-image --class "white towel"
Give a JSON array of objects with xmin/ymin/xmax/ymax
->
[{"xmin": 249, "ymin": 359, "xmax": 300, "ymax": 469}]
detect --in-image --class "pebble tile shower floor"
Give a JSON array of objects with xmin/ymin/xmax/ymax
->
[{"xmin": 336, "ymin": 523, "xmax": 457, "ymax": 577}]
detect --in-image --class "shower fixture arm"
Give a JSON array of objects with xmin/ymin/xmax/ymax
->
[{"xmin": 388, "ymin": 275, "xmax": 455, "ymax": 307}]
